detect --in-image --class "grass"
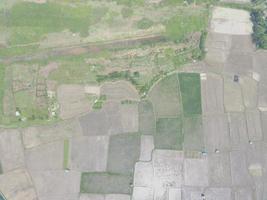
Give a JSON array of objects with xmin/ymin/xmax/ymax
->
[
  {"xmin": 147, "ymin": 73, "xmax": 181, "ymax": 118},
  {"xmin": 155, "ymin": 117, "xmax": 183, "ymax": 150},
  {"xmin": 136, "ymin": 18, "xmax": 154, "ymax": 30},
  {"xmin": 107, "ymin": 133, "xmax": 140, "ymax": 175},
  {"xmin": 217, "ymin": 2, "xmax": 253, "ymax": 11},
  {"xmin": 113, "ymin": 0, "xmax": 144, "ymax": 6},
  {"xmin": 183, "ymin": 115, "xmax": 204, "ymax": 151},
  {"xmin": 138, "ymin": 100, "xmax": 156, "ymax": 135},
  {"xmin": 63, "ymin": 139, "xmax": 69, "ymax": 169},
  {"xmin": 14, "ymin": 90, "xmax": 47, "ymax": 119},
  {"xmin": 92, "ymin": 95, "xmax": 107, "ymax": 110},
  {"xmin": 80, "ymin": 172, "xmax": 133, "ymax": 194},
  {"xmin": 0, "ymin": 45, "xmax": 39, "ymax": 58},
  {"xmin": 178, "ymin": 73, "xmax": 202, "ymax": 116},
  {"xmin": 49, "ymin": 65, "xmax": 98, "ymax": 84},
  {"xmin": 165, "ymin": 9, "xmax": 209, "ymax": 42},
  {"xmin": 1, "ymin": 2, "xmax": 93, "ymax": 45}
]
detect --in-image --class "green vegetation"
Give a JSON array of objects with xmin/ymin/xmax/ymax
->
[
  {"xmin": 93, "ymin": 95, "xmax": 107, "ymax": 110},
  {"xmin": 139, "ymin": 71, "xmax": 167, "ymax": 96},
  {"xmin": 63, "ymin": 139, "xmax": 69, "ymax": 169},
  {"xmin": 155, "ymin": 117, "xmax": 183, "ymax": 150},
  {"xmin": 121, "ymin": 99, "xmax": 138, "ymax": 104},
  {"xmin": 178, "ymin": 73, "xmax": 202, "ymax": 116},
  {"xmin": 165, "ymin": 0, "xmax": 217, "ymax": 5},
  {"xmin": 49, "ymin": 65, "xmax": 98, "ymax": 84},
  {"xmin": 165, "ymin": 9, "xmax": 208, "ymax": 42},
  {"xmin": 0, "ymin": 44, "xmax": 39, "ymax": 58},
  {"xmin": 121, "ymin": 7, "xmax": 134, "ymax": 18},
  {"xmin": 14, "ymin": 90, "xmax": 48, "ymax": 121},
  {"xmin": 198, "ymin": 31, "xmax": 207, "ymax": 59},
  {"xmin": 0, "ymin": 2, "xmax": 93, "ymax": 45},
  {"xmin": 136, "ymin": 18, "xmax": 154, "ymax": 30},
  {"xmin": 81, "ymin": 172, "xmax": 133, "ymax": 194},
  {"xmin": 107, "ymin": 133, "xmax": 140, "ymax": 175},
  {"xmin": 96, "ymin": 70, "xmax": 139, "ymax": 86},
  {"xmin": 138, "ymin": 100, "xmax": 156, "ymax": 135},
  {"xmin": 218, "ymin": 2, "xmax": 253, "ymax": 11},
  {"xmin": 113, "ymin": 0, "xmax": 144, "ymax": 6},
  {"xmin": 251, "ymin": 9, "xmax": 267, "ymax": 49},
  {"xmin": 183, "ymin": 116, "xmax": 204, "ymax": 151}
]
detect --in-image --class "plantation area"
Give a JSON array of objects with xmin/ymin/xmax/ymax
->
[{"xmin": 0, "ymin": 0, "xmax": 214, "ymax": 126}]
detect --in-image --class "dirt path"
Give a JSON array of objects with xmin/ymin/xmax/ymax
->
[{"xmin": 1, "ymin": 34, "xmax": 166, "ymax": 64}]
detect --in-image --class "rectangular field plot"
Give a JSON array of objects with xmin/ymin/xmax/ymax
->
[
  {"xmin": 148, "ymin": 74, "xmax": 181, "ymax": 118},
  {"xmin": 155, "ymin": 117, "xmax": 183, "ymax": 150},
  {"xmin": 107, "ymin": 133, "xmax": 140, "ymax": 175},
  {"xmin": 178, "ymin": 73, "xmax": 202, "ymax": 116},
  {"xmin": 138, "ymin": 100, "xmax": 156, "ymax": 135},
  {"xmin": 183, "ymin": 116, "xmax": 204, "ymax": 152},
  {"xmin": 80, "ymin": 173, "xmax": 133, "ymax": 194}
]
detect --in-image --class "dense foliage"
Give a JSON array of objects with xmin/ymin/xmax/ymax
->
[{"xmin": 251, "ymin": 9, "xmax": 267, "ymax": 49}]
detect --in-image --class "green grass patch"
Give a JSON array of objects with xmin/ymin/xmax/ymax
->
[
  {"xmin": 136, "ymin": 18, "xmax": 154, "ymax": 30},
  {"xmin": 165, "ymin": 9, "xmax": 208, "ymax": 42},
  {"xmin": 112, "ymin": 0, "xmax": 144, "ymax": 6},
  {"xmin": 0, "ymin": 45, "xmax": 39, "ymax": 58},
  {"xmin": 155, "ymin": 117, "xmax": 183, "ymax": 150},
  {"xmin": 183, "ymin": 115, "xmax": 204, "ymax": 151},
  {"xmin": 121, "ymin": 7, "xmax": 134, "ymax": 18},
  {"xmin": 80, "ymin": 172, "xmax": 133, "ymax": 194},
  {"xmin": 217, "ymin": 2, "xmax": 253, "ymax": 11},
  {"xmin": 0, "ymin": 2, "xmax": 93, "ymax": 45},
  {"xmin": 14, "ymin": 90, "xmax": 48, "ymax": 120},
  {"xmin": 251, "ymin": 9, "xmax": 267, "ymax": 49},
  {"xmin": 93, "ymin": 95, "xmax": 107, "ymax": 110},
  {"xmin": 107, "ymin": 133, "xmax": 140, "ymax": 175},
  {"xmin": 63, "ymin": 139, "xmax": 69, "ymax": 169},
  {"xmin": 138, "ymin": 100, "xmax": 156, "ymax": 135},
  {"xmin": 178, "ymin": 73, "xmax": 202, "ymax": 116},
  {"xmin": 49, "ymin": 65, "xmax": 98, "ymax": 84}
]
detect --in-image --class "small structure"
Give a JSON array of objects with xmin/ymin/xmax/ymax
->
[{"xmin": 234, "ymin": 75, "xmax": 239, "ymax": 82}]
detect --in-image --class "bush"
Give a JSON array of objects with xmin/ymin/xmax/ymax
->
[
  {"xmin": 121, "ymin": 7, "xmax": 133, "ymax": 18},
  {"xmin": 136, "ymin": 18, "xmax": 154, "ymax": 30},
  {"xmin": 165, "ymin": 12, "xmax": 208, "ymax": 42},
  {"xmin": 251, "ymin": 9, "xmax": 267, "ymax": 49}
]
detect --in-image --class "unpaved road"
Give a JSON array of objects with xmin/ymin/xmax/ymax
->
[{"xmin": 1, "ymin": 34, "xmax": 166, "ymax": 64}]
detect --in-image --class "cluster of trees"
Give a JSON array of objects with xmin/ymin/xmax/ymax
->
[
  {"xmin": 96, "ymin": 70, "xmax": 139, "ymax": 86},
  {"xmin": 251, "ymin": 9, "xmax": 267, "ymax": 49}
]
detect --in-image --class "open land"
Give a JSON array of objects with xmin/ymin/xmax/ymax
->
[{"xmin": 0, "ymin": 0, "xmax": 267, "ymax": 200}]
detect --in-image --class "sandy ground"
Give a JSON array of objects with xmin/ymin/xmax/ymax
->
[
  {"xmin": 39, "ymin": 62, "xmax": 58, "ymax": 78},
  {"xmin": 211, "ymin": 7, "xmax": 253, "ymax": 35},
  {"xmin": 57, "ymin": 84, "xmax": 91, "ymax": 119}
]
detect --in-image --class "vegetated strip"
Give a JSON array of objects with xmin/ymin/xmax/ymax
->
[
  {"xmin": 80, "ymin": 172, "xmax": 133, "ymax": 194},
  {"xmin": 178, "ymin": 73, "xmax": 202, "ymax": 116},
  {"xmin": 2, "ymin": 34, "xmax": 166, "ymax": 64},
  {"xmin": 63, "ymin": 139, "xmax": 70, "ymax": 169}
]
